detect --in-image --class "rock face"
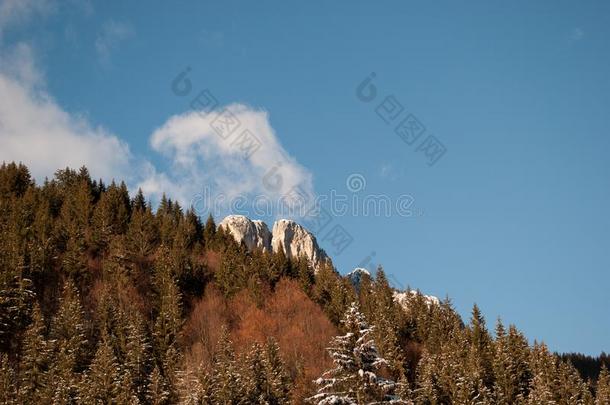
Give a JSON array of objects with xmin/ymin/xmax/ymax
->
[
  {"xmin": 252, "ymin": 220, "xmax": 272, "ymax": 251},
  {"xmin": 271, "ymin": 219, "xmax": 328, "ymax": 269},
  {"xmin": 218, "ymin": 215, "xmax": 272, "ymax": 252},
  {"xmin": 218, "ymin": 215, "xmax": 327, "ymax": 270},
  {"xmin": 346, "ymin": 268, "xmax": 371, "ymax": 292}
]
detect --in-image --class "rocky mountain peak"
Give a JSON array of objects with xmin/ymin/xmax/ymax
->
[
  {"xmin": 271, "ymin": 219, "xmax": 328, "ymax": 270},
  {"xmin": 218, "ymin": 215, "xmax": 272, "ymax": 252},
  {"xmin": 218, "ymin": 215, "xmax": 328, "ymax": 270}
]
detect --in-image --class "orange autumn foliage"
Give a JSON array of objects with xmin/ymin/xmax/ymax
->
[{"xmin": 182, "ymin": 278, "xmax": 337, "ymax": 401}]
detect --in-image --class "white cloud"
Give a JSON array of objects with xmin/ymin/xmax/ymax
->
[
  {"xmin": 0, "ymin": 42, "xmax": 133, "ymax": 182},
  {"xmin": 145, "ymin": 104, "xmax": 315, "ymax": 213},
  {"xmin": 0, "ymin": 9, "xmax": 315, "ymax": 218},
  {"xmin": 95, "ymin": 20, "xmax": 133, "ymax": 66}
]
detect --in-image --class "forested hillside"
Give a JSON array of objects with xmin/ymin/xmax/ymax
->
[{"xmin": 0, "ymin": 162, "xmax": 608, "ymax": 404}]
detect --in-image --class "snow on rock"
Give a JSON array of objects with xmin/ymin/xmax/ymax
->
[
  {"xmin": 393, "ymin": 290, "xmax": 440, "ymax": 309},
  {"xmin": 346, "ymin": 268, "xmax": 371, "ymax": 291},
  {"xmin": 218, "ymin": 215, "xmax": 328, "ymax": 270},
  {"xmin": 271, "ymin": 219, "xmax": 328, "ymax": 270},
  {"xmin": 218, "ymin": 215, "xmax": 272, "ymax": 252}
]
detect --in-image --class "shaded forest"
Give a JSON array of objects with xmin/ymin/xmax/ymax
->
[{"xmin": 0, "ymin": 162, "xmax": 609, "ymax": 404}]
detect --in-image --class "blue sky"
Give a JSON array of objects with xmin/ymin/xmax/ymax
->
[{"xmin": 1, "ymin": 0, "xmax": 609, "ymax": 355}]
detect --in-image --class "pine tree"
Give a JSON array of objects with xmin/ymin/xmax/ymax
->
[
  {"xmin": 156, "ymin": 194, "xmax": 179, "ymax": 246},
  {"xmin": 395, "ymin": 374, "xmax": 415, "ymax": 404},
  {"xmin": 243, "ymin": 342, "xmax": 268, "ymax": 403},
  {"xmin": 493, "ymin": 322, "xmax": 531, "ymax": 404},
  {"xmin": 50, "ymin": 280, "xmax": 89, "ymax": 369},
  {"xmin": 596, "ymin": 365, "xmax": 610, "ymax": 405},
  {"xmin": 209, "ymin": 327, "xmax": 244, "ymax": 404},
  {"xmin": 126, "ymin": 203, "xmax": 158, "ymax": 259},
  {"xmin": 264, "ymin": 338, "xmax": 291, "ymax": 404},
  {"xmin": 414, "ymin": 349, "xmax": 439, "ymax": 404},
  {"xmin": 0, "ymin": 274, "xmax": 34, "ymax": 351},
  {"xmin": 0, "ymin": 354, "xmax": 18, "ymax": 405},
  {"xmin": 91, "ymin": 181, "xmax": 131, "ymax": 251},
  {"xmin": 370, "ymin": 269, "xmax": 405, "ymax": 379},
  {"xmin": 203, "ymin": 214, "xmax": 217, "ymax": 248},
  {"xmin": 79, "ymin": 334, "xmax": 121, "ymax": 404},
  {"xmin": 115, "ymin": 369, "xmax": 141, "ymax": 405},
  {"xmin": 0, "ymin": 162, "xmax": 32, "ymax": 198},
  {"xmin": 54, "ymin": 174, "xmax": 92, "ymax": 281},
  {"xmin": 153, "ymin": 246, "xmax": 183, "ymax": 380},
  {"xmin": 308, "ymin": 302, "xmax": 397, "ymax": 404},
  {"xmin": 48, "ymin": 279, "xmax": 89, "ymax": 403},
  {"xmin": 215, "ymin": 242, "xmax": 246, "ymax": 297},
  {"xmin": 555, "ymin": 360, "xmax": 592, "ymax": 405},
  {"xmin": 18, "ymin": 303, "xmax": 52, "ymax": 404},
  {"xmin": 527, "ymin": 343, "xmax": 558, "ymax": 405},
  {"xmin": 468, "ymin": 304, "xmax": 494, "ymax": 388},
  {"xmin": 152, "ymin": 274, "xmax": 182, "ymax": 402},
  {"xmin": 29, "ymin": 196, "xmax": 56, "ymax": 276},
  {"xmin": 132, "ymin": 188, "xmax": 147, "ymax": 212},
  {"xmin": 175, "ymin": 363, "xmax": 212, "ymax": 405},
  {"xmin": 147, "ymin": 365, "xmax": 170, "ymax": 405},
  {"xmin": 124, "ymin": 313, "xmax": 152, "ymax": 401}
]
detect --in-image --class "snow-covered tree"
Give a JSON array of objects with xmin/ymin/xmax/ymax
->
[
  {"xmin": 48, "ymin": 280, "xmax": 89, "ymax": 403},
  {"xmin": 209, "ymin": 327, "xmax": 245, "ymax": 404},
  {"xmin": 175, "ymin": 362, "xmax": 212, "ymax": 405},
  {"xmin": 243, "ymin": 342, "xmax": 268, "ymax": 403},
  {"xmin": 147, "ymin": 365, "xmax": 170, "ymax": 405},
  {"xmin": 263, "ymin": 338, "xmax": 291, "ymax": 404},
  {"xmin": 492, "ymin": 321, "xmax": 530, "ymax": 405},
  {"xmin": 79, "ymin": 333, "xmax": 122, "ymax": 404},
  {"xmin": 308, "ymin": 302, "xmax": 398, "ymax": 404},
  {"xmin": 0, "ymin": 354, "xmax": 18, "ymax": 405},
  {"xmin": 596, "ymin": 365, "xmax": 610, "ymax": 405},
  {"xmin": 241, "ymin": 338, "xmax": 291, "ymax": 404},
  {"xmin": 18, "ymin": 303, "xmax": 52, "ymax": 404}
]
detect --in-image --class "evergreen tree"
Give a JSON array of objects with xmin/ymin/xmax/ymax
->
[
  {"xmin": 29, "ymin": 196, "xmax": 56, "ymax": 276},
  {"xmin": 18, "ymin": 303, "xmax": 52, "ymax": 404},
  {"xmin": 264, "ymin": 338, "xmax": 291, "ymax": 404},
  {"xmin": 492, "ymin": 321, "xmax": 531, "ymax": 404},
  {"xmin": 91, "ymin": 181, "xmax": 131, "ymax": 251},
  {"xmin": 209, "ymin": 327, "xmax": 244, "ymax": 404},
  {"xmin": 132, "ymin": 188, "xmax": 147, "ymax": 212},
  {"xmin": 175, "ymin": 363, "xmax": 212, "ymax": 405},
  {"xmin": 371, "ymin": 268, "xmax": 405, "ymax": 379},
  {"xmin": 308, "ymin": 302, "xmax": 397, "ymax": 404},
  {"xmin": 48, "ymin": 280, "xmax": 89, "ymax": 402},
  {"xmin": 0, "ymin": 354, "xmax": 18, "ymax": 405},
  {"xmin": 468, "ymin": 304, "xmax": 494, "ymax": 388},
  {"xmin": 115, "ymin": 369, "xmax": 141, "ymax": 405},
  {"xmin": 0, "ymin": 274, "xmax": 34, "ymax": 351},
  {"xmin": 152, "ymin": 245, "xmax": 183, "ymax": 400},
  {"xmin": 596, "ymin": 365, "xmax": 610, "ymax": 405},
  {"xmin": 0, "ymin": 162, "xmax": 32, "ymax": 198},
  {"xmin": 527, "ymin": 343, "xmax": 558, "ymax": 404},
  {"xmin": 50, "ymin": 280, "xmax": 89, "ymax": 369},
  {"xmin": 215, "ymin": 242, "xmax": 246, "ymax": 297},
  {"xmin": 147, "ymin": 365, "xmax": 170, "ymax": 405},
  {"xmin": 79, "ymin": 334, "xmax": 121, "ymax": 404},
  {"xmin": 125, "ymin": 313, "xmax": 152, "ymax": 401},
  {"xmin": 243, "ymin": 342, "xmax": 268, "ymax": 403},
  {"xmin": 203, "ymin": 214, "xmax": 217, "ymax": 248},
  {"xmin": 126, "ymin": 204, "xmax": 158, "ymax": 259}
]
